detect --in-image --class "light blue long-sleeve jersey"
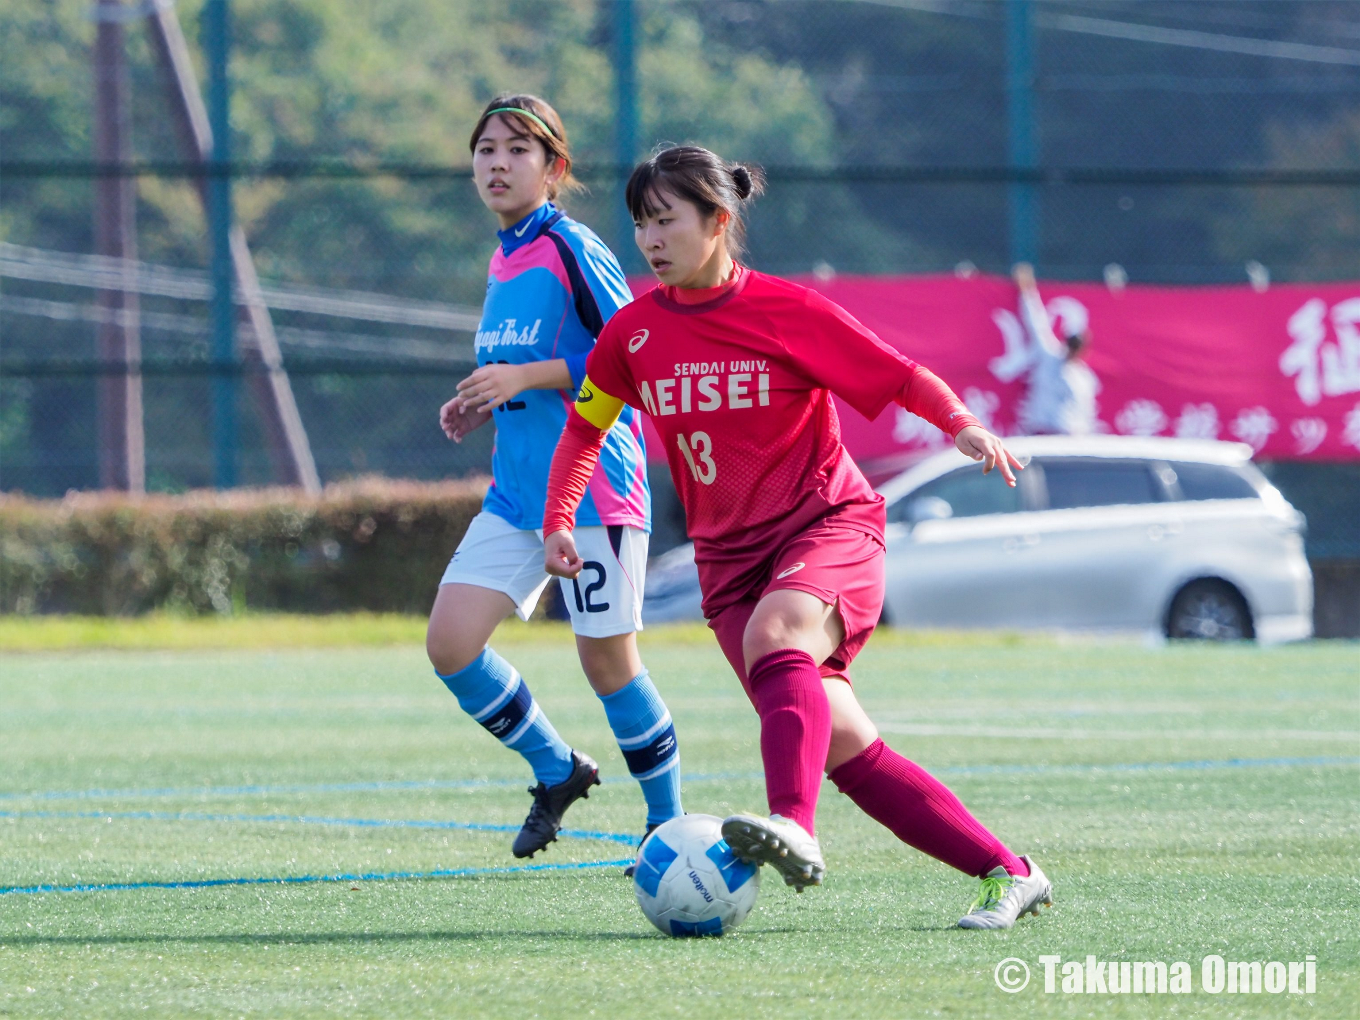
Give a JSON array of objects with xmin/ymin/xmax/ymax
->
[{"xmin": 476, "ymin": 203, "xmax": 650, "ymax": 532}]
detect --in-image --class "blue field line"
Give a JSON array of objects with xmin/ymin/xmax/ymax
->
[
  {"xmin": 0, "ymin": 858, "xmax": 635, "ymax": 897},
  {"xmin": 0, "ymin": 808, "xmax": 637, "ymax": 846},
  {"xmin": 0, "ymin": 776, "xmax": 530, "ymax": 804},
  {"xmin": 0, "ymin": 770, "xmax": 763, "ymax": 805}
]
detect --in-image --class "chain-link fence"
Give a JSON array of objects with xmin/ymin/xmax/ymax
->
[
  {"xmin": 0, "ymin": 361, "xmax": 490, "ymax": 496},
  {"xmin": 4, "ymin": 0, "xmax": 1360, "ymax": 519}
]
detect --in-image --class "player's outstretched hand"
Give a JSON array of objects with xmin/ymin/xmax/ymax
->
[
  {"xmin": 543, "ymin": 530, "xmax": 584, "ymax": 579},
  {"xmin": 456, "ymin": 363, "xmax": 528, "ymax": 411},
  {"xmin": 956, "ymin": 425, "xmax": 1023, "ymax": 488},
  {"xmin": 439, "ymin": 395, "xmax": 492, "ymax": 443}
]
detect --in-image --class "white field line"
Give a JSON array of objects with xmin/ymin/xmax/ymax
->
[{"xmin": 877, "ymin": 723, "xmax": 1360, "ymax": 741}]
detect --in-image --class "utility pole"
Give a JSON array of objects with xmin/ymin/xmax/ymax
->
[
  {"xmin": 204, "ymin": 0, "xmax": 237, "ymax": 489},
  {"xmin": 613, "ymin": 0, "xmax": 638, "ymax": 265},
  {"xmin": 146, "ymin": 1, "xmax": 320, "ymax": 492},
  {"xmin": 92, "ymin": 0, "xmax": 145, "ymax": 492},
  {"xmin": 1006, "ymin": 0, "xmax": 1038, "ymax": 268}
]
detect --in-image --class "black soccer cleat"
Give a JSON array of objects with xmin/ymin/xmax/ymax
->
[
  {"xmin": 511, "ymin": 750, "xmax": 601, "ymax": 859},
  {"xmin": 623, "ymin": 821, "xmax": 663, "ymax": 879}
]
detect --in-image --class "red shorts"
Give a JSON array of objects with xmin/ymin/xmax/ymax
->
[{"xmin": 706, "ymin": 518, "xmax": 885, "ymax": 695}]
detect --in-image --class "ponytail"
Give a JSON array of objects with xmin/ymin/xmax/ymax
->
[{"xmin": 730, "ymin": 163, "xmax": 762, "ymax": 201}]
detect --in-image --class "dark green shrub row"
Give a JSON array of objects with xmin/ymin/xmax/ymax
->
[{"xmin": 0, "ymin": 478, "xmax": 487, "ymax": 616}]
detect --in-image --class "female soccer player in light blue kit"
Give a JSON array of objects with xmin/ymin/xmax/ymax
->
[{"xmin": 428, "ymin": 95, "xmax": 681, "ymax": 860}]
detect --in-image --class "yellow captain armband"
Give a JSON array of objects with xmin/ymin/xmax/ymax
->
[{"xmin": 575, "ymin": 375, "xmax": 625, "ymax": 431}]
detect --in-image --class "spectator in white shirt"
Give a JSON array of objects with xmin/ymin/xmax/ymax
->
[{"xmin": 1013, "ymin": 262, "xmax": 1100, "ymax": 435}]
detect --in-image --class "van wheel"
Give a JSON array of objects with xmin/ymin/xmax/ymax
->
[{"xmin": 1167, "ymin": 580, "xmax": 1254, "ymax": 641}]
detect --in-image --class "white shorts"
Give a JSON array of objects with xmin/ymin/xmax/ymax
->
[{"xmin": 440, "ymin": 511, "xmax": 648, "ymax": 638}]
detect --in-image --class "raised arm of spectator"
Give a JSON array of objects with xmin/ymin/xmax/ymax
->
[{"xmin": 1013, "ymin": 262, "xmax": 1065, "ymax": 359}]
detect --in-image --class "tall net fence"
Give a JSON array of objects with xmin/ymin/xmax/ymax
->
[
  {"xmin": 0, "ymin": 362, "xmax": 492, "ymax": 496},
  {"xmin": 3, "ymin": 0, "xmax": 1360, "ymax": 501}
]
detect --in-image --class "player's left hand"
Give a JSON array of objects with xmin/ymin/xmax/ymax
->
[
  {"xmin": 456, "ymin": 363, "xmax": 529, "ymax": 410},
  {"xmin": 543, "ymin": 530, "xmax": 584, "ymax": 579},
  {"xmin": 955, "ymin": 425, "xmax": 1023, "ymax": 487},
  {"xmin": 439, "ymin": 395, "xmax": 492, "ymax": 442}
]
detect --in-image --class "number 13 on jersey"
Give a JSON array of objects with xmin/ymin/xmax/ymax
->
[{"xmin": 676, "ymin": 431, "xmax": 716, "ymax": 484}]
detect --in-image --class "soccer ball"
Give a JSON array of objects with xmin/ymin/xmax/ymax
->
[{"xmin": 632, "ymin": 814, "xmax": 760, "ymax": 937}]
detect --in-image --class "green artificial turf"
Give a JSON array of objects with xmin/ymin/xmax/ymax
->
[{"xmin": 1, "ymin": 627, "xmax": 1356, "ymax": 1018}]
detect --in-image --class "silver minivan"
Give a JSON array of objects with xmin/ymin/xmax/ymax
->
[
  {"xmin": 879, "ymin": 436, "xmax": 1312, "ymax": 642},
  {"xmin": 644, "ymin": 436, "xmax": 1313, "ymax": 643}
]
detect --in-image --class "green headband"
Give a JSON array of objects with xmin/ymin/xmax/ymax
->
[{"xmin": 485, "ymin": 107, "xmax": 556, "ymax": 139}]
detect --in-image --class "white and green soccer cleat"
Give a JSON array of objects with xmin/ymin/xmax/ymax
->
[
  {"xmin": 721, "ymin": 812, "xmax": 826, "ymax": 892},
  {"xmin": 957, "ymin": 855, "xmax": 1052, "ymax": 929}
]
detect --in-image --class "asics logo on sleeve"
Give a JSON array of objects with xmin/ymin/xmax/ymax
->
[
  {"xmin": 628, "ymin": 329, "xmax": 650, "ymax": 352},
  {"xmin": 576, "ymin": 385, "xmax": 595, "ymax": 403},
  {"xmin": 776, "ymin": 562, "xmax": 807, "ymax": 579}
]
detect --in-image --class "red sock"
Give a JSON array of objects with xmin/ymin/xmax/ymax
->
[
  {"xmin": 747, "ymin": 649, "xmax": 831, "ymax": 836},
  {"xmin": 829, "ymin": 739, "xmax": 1027, "ymax": 878}
]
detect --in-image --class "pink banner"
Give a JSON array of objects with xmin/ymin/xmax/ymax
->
[
  {"xmin": 812, "ymin": 274, "xmax": 1360, "ymax": 465},
  {"xmin": 631, "ymin": 272, "xmax": 1360, "ymax": 462},
  {"xmin": 629, "ymin": 275, "xmax": 1360, "ymax": 463}
]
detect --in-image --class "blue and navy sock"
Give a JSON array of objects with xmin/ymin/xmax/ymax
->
[
  {"xmin": 599, "ymin": 669, "xmax": 683, "ymax": 826},
  {"xmin": 437, "ymin": 648, "xmax": 575, "ymax": 788}
]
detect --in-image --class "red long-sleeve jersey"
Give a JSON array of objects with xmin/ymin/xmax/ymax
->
[{"xmin": 545, "ymin": 268, "xmax": 980, "ymax": 614}]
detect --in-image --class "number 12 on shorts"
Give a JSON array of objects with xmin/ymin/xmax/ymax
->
[{"xmin": 676, "ymin": 431, "xmax": 716, "ymax": 484}]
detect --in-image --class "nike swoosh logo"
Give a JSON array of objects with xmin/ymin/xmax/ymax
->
[
  {"xmin": 776, "ymin": 562, "xmax": 807, "ymax": 579},
  {"xmin": 628, "ymin": 329, "xmax": 649, "ymax": 352},
  {"xmin": 514, "ymin": 221, "xmax": 532, "ymax": 237}
]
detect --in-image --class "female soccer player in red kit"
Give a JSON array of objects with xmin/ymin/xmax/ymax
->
[{"xmin": 542, "ymin": 146, "xmax": 1052, "ymax": 929}]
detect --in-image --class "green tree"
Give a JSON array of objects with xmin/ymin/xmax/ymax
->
[{"xmin": 2, "ymin": 0, "xmax": 893, "ymax": 493}]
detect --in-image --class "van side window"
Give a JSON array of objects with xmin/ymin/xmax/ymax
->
[
  {"xmin": 1166, "ymin": 461, "xmax": 1260, "ymax": 501},
  {"xmin": 889, "ymin": 465, "xmax": 1022, "ymax": 521},
  {"xmin": 1037, "ymin": 459, "xmax": 1160, "ymax": 509}
]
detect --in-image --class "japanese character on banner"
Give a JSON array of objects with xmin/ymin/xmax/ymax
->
[
  {"xmin": 1174, "ymin": 403, "xmax": 1220, "ymax": 439},
  {"xmin": 1281, "ymin": 297, "xmax": 1360, "ymax": 405},
  {"xmin": 1344, "ymin": 402, "xmax": 1360, "ymax": 452},
  {"xmin": 987, "ymin": 298, "xmax": 1089, "ymax": 382},
  {"xmin": 1231, "ymin": 406, "xmax": 1278, "ymax": 453},
  {"xmin": 893, "ymin": 389, "xmax": 1002, "ymax": 448},
  {"xmin": 1290, "ymin": 418, "xmax": 1327, "ymax": 455},
  {"xmin": 1115, "ymin": 399, "xmax": 1167, "ymax": 437},
  {"xmin": 892, "ymin": 408, "xmax": 949, "ymax": 448},
  {"xmin": 962, "ymin": 388, "xmax": 1003, "ymax": 435},
  {"xmin": 988, "ymin": 309, "xmax": 1030, "ymax": 383}
]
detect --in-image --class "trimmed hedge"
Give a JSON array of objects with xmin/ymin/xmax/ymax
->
[{"xmin": 0, "ymin": 477, "xmax": 488, "ymax": 616}]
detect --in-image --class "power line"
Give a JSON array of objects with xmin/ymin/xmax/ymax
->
[
  {"xmin": 0, "ymin": 294, "xmax": 475, "ymax": 363},
  {"xmin": 0, "ymin": 359, "xmax": 473, "ymax": 377},
  {"xmin": 860, "ymin": 0, "xmax": 1360, "ymax": 67},
  {"xmin": 0, "ymin": 243, "xmax": 482, "ymax": 331},
  {"xmin": 1047, "ymin": 12, "xmax": 1360, "ymax": 68}
]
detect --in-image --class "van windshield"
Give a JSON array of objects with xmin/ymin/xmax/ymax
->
[
  {"xmin": 1037, "ymin": 459, "xmax": 1162, "ymax": 509},
  {"xmin": 1167, "ymin": 461, "xmax": 1260, "ymax": 501},
  {"xmin": 890, "ymin": 465, "xmax": 1022, "ymax": 521}
]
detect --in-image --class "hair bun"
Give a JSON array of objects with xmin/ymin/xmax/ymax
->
[{"xmin": 731, "ymin": 165, "xmax": 753, "ymax": 199}]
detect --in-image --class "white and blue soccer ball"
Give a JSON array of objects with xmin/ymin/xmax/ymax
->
[{"xmin": 632, "ymin": 813, "xmax": 760, "ymax": 937}]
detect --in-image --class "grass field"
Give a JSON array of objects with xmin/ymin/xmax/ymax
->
[{"xmin": 1, "ymin": 623, "xmax": 1356, "ymax": 1018}]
